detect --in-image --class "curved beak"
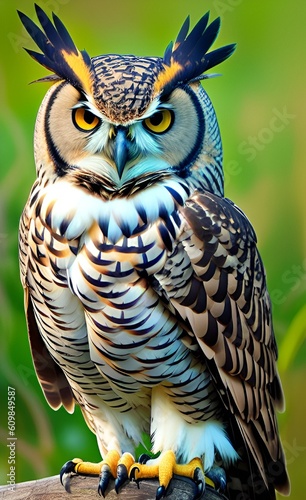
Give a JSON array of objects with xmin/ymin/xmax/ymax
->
[{"xmin": 114, "ymin": 126, "xmax": 129, "ymax": 178}]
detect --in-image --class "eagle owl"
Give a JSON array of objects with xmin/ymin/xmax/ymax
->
[{"xmin": 18, "ymin": 5, "xmax": 289, "ymax": 499}]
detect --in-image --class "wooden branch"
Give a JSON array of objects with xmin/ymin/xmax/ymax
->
[{"xmin": 0, "ymin": 475, "xmax": 228, "ymax": 499}]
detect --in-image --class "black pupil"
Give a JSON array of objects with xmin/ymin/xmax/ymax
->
[
  {"xmin": 150, "ymin": 112, "xmax": 163, "ymax": 126},
  {"xmin": 84, "ymin": 109, "xmax": 95, "ymax": 124}
]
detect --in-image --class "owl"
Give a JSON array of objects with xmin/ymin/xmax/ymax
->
[{"xmin": 18, "ymin": 5, "xmax": 289, "ymax": 500}]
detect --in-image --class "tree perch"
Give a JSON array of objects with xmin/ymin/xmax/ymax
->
[{"xmin": 0, "ymin": 475, "xmax": 228, "ymax": 499}]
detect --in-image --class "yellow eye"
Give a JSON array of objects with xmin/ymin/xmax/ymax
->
[
  {"xmin": 72, "ymin": 107, "xmax": 100, "ymax": 132},
  {"xmin": 144, "ymin": 109, "xmax": 174, "ymax": 134}
]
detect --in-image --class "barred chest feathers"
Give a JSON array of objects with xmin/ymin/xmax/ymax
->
[{"xmin": 27, "ymin": 178, "xmax": 203, "ymax": 385}]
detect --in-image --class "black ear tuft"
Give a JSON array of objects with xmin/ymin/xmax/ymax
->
[
  {"xmin": 155, "ymin": 12, "xmax": 236, "ymax": 95},
  {"xmin": 17, "ymin": 4, "xmax": 93, "ymax": 95}
]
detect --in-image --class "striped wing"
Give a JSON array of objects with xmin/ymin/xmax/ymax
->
[
  {"xmin": 19, "ymin": 199, "xmax": 75, "ymax": 413},
  {"xmin": 168, "ymin": 191, "xmax": 289, "ymax": 496}
]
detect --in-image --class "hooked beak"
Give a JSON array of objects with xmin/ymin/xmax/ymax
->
[{"xmin": 113, "ymin": 126, "xmax": 129, "ymax": 178}]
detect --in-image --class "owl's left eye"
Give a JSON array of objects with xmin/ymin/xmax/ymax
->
[
  {"xmin": 144, "ymin": 109, "xmax": 174, "ymax": 134},
  {"xmin": 72, "ymin": 107, "xmax": 101, "ymax": 132}
]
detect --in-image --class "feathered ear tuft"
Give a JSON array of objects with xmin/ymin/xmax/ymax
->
[
  {"xmin": 154, "ymin": 13, "xmax": 236, "ymax": 95},
  {"xmin": 17, "ymin": 4, "xmax": 94, "ymax": 96}
]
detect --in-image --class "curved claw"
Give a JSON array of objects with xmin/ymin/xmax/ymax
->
[
  {"xmin": 138, "ymin": 453, "xmax": 151, "ymax": 464},
  {"xmin": 60, "ymin": 460, "xmax": 77, "ymax": 484},
  {"xmin": 218, "ymin": 476, "xmax": 227, "ymax": 493},
  {"xmin": 115, "ymin": 464, "xmax": 128, "ymax": 493},
  {"xmin": 156, "ymin": 484, "xmax": 166, "ymax": 500},
  {"xmin": 60, "ymin": 459, "xmax": 82, "ymax": 492},
  {"xmin": 206, "ymin": 466, "xmax": 227, "ymax": 492},
  {"xmin": 129, "ymin": 465, "xmax": 141, "ymax": 488},
  {"xmin": 193, "ymin": 467, "xmax": 205, "ymax": 500},
  {"xmin": 98, "ymin": 464, "xmax": 112, "ymax": 498}
]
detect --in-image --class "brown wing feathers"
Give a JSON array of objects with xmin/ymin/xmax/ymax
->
[{"xmin": 179, "ymin": 191, "xmax": 289, "ymax": 496}]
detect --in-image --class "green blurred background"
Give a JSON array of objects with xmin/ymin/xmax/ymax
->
[{"xmin": 0, "ymin": 0, "xmax": 305, "ymax": 497}]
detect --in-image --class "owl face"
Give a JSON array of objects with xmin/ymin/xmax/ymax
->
[
  {"xmin": 19, "ymin": 6, "xmax": 235, "ymax": 197},
  {"xmin": 38, "ymin": 73, "xmax": 207, "ymax": 187}
]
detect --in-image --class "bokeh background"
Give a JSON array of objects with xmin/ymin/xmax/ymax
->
[{"xmin": 0, "ymin": 0, "xmax": 305, "ymax": 498}]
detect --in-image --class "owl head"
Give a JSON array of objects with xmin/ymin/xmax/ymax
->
[{"xmin": 19, "ymin": 5, "xmax": 235, "ymax": 198}]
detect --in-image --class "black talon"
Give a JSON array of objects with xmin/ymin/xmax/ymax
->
[
  {"xmin": 129, "ymin": 465, "xmax": 140, "ymax": 481},
  {"xmin": 218, "ymin": 476, "xmax": 226, "ymax": 493},
  {"xmin": 60, "ymin": 460, "xmax": 78, "ymax": 484},
  {"xmin": 193, "ymin": 467, "xmax": 205, "ymax": 500},
  {"xmin": 194, "ymin": 481, "xmax": 204, "ymax": 500},
  {"xmin": 115, "ymin": 464, "xmax": 128, "ymax": 493},
  {"xmin": 98, "ymin": 464, "xmax": 111, "ymax": 497},
  {"xmin": 206, "ymin": 466, "xmax": 227, "ymax": 492},
  {"xmin": 59, "ymin": 460, "xmax": 79, "ymax": 492},
  {"xmin": 129, "ymin": 465, "xmax": 141, "ymax": 488},
  {"xmin": 138, "ymin": 453, "xmax": 151, "ymax": 464},
  {"xmin": 156, "ymin": 485, "xmax": 166, "ymax": 500}
]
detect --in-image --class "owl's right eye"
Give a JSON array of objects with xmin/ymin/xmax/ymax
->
[
  {"xmin": 72, "ymin": 107, "xmax": 101, "ymax": 132},
  {"xmin": 143, "ymin": 109, "xmax": 174, "ymax": 134}
]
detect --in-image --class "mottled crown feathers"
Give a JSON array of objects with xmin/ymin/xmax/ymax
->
[{"xmin": 18, "ymin": 4, "xmax": 236, "ymax": 97}]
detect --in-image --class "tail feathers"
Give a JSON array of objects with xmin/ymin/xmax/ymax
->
[{"xmin": 225, "ymin": 416, "xmax": 290, "ymax": 499}]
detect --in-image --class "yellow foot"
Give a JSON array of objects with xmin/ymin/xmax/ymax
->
[
  {"xmin": 60, "ymin": 450, "xmax": 135, "ymax": 497},
  {"xmin": 129, "ymin": 450, "xmax": 208, "ymax": 500}
]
